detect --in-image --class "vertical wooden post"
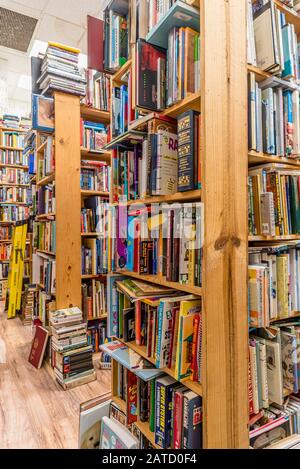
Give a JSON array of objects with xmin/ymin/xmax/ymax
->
[
  {"xmin": 54, "ymin": 92, "xmax": 81, "ymax": 309},
  {"xmin": 201, "ymin": 0, "xmax": 248, "ymax": 448}
]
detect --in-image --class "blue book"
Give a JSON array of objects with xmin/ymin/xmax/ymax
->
[
  {"xmin": 155, "ymin": 301, "xmax": 164, "ymax": 368},
  {"xmin": 107, "ymin": 274, "xmax": 127, "ymax": 337},
  {"xmin": 32, "ymin": 94, "xmax": 54, "ymax": 133},
  {"xmin": 282, "ymin": 24, "xmax": 294, "ymax": 79},
  {"xmin": 126, "ymin": 215, "xmax": 135, "ymax": 271},
  {"xmin": 182, "ymin": 391, "xmax": 202, "ymax": 449},
  {"xmin": 155, "ymin": 376, "xmax": 177, "ymax": 448},
  {"xmin": 100, "ymin": 340, "xmax": 163, "ymax": 381}
]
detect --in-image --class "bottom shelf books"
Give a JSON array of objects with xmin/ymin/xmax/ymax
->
[
  {"xmin": 82, "ymin": 279, "xmax": 107, "ymax": 320},
  {"xmin": 49, "ymin": 306, "xmax": 96, "ymax": 389},
  {"xmin": 87, "ymin": 319, "xmax": 110, "ymax": 354}
]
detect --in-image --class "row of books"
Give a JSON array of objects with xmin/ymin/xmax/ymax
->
[
  {"xmin": 83, "ymin": 70, "xmax": 111, "ymax": 111},
  {"xmin": 87, "ymin": 321, "xmax": 108, "ymax": 353},
  {"xmin": 36, "ymin": 184, "xmax": 55, "ymax": 216},
  {"xmin": 0, "ymin": 150, "xmax": 28, "ymax": 167},
  {"xmin": 0, "ymin": 243, "xmax": 11, "ymax": 261},
  {"xmin": 104, "ymin": 6, "xmax": 129, "ymax": 72},
  {"xmin": 0, "ymin": 226, "xmax": 12, "ymax": 240},
  {"xmin": 1, "ymin": 131, "xmax": 24, "ymax": 148},
  {"xmin": 249, "ymin": 325, "xmax": 300, "ymax": 415},
  {"xmin": 37, "ymin": 136, "xmax": 55, "ymax": 179},
  {"xmin": 100, "ymin": 341, "xmax": 202, "ymax": 449},
  {"xmin": 0, "ymin": 263, "xmax": 9, "ymax": 279},
  {"xmin": 249, "ymin": 242, "xmax": 300, "ymax": 326},
  {"xmin": 82, "ymin": 280, "xmax": 107, "ymax": 320},
  {"xmin": 112, "ymin": 203, "xmax": 203, "ymax": 287},
  {"xmin": 80, "ymin": 120, "xmax": 108, "ymax": 152},
  {"xmin": 37, "ymin": 42, "xmax": 86, "ymax": 97},
  {"xmin": 49, "ymin": 307, "xmax": 96, "ymax": 388},
  {"xmin": 0, "ymin": 168, "xmax": 29, "ymax": 185},
  {"xmin": 111, "ymin": 112, "xmax": 200, "ymax": 201},
  {"xmin": 23, "ymin": 130, "xmax": 36, "ymax": 175},
  {"xmin": 111, "ymin": 85, "xmax": 129, "ymax": 137},
  {"xmin": 248, "ymin": 73, "xmax": 300, "ymax": 157},
  {"xmin": 0, "ymin": 187, "xmax": 29, "ymax": 204},
  {"xmin": 33, "ymin": 221, "xmax": 56, "ymax": 254},
  {"xmin": 0, "ymin": 114, "xmax": 23, "ymax": 130},
  {"xmin": 248, "ymin": 1, "xmax": 300, "ymax": 78},
  {"xmin": 82, "ymin": 238, "xmax": 109, "ymax": 275},
  {"xmin": 33, "ymin": 253, "xmax": 56, "ymax": 297},
  {"xmin": 108, "ymin": 277, "xmax": 202, "ymax": 383},
  {"xmin": 148, "ymin": 0, "xmax": 176, "ymax": 31},
  {"xmin": 248, "ymin": 164, "xmax": 300, "ymax": 236},
  {"xmin": 81, "ymin": 196, "xmax": 109, "ymax": 234},
  {"xmin": 81, "ymin": 161, "xmax": 110, "ymax": 193},
  {"xmin": 0, "ymin": 206, "xmax": 30, "ymax": 222}
]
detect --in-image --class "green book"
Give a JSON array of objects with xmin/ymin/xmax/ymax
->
[{"xmin": 149, "ymin": 378, "xmax": 156, "ymax": 433}]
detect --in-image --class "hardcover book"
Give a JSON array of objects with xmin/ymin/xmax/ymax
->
[{"xmin": 28, "ymin": 325, "xmax": 49, "ymax": 369}]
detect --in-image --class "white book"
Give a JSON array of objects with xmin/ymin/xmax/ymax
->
[
  {"xmin": 247, "ymin": 0, "xmax": 257, "ymax": 65},
  {"xmin": 153, "ymin": 130, "xmax": 178, "ymax": 196},
  {"xmin": 79, "ymin": 398, "xmax": 111, "ymax": 449},
  {"xmin": 292, "ymin": 90, "xmax": 300, "ymax": 155},
  {"xmin": 100, "ymin": 416, "xmax": 138, "ymax": 449},
  {"xmin": 265, "ymin": 339, "xmax": 283, "ymax": 405},
  {"xmin": 249, "ymin": 342, "xmax": 259, "ymax": 414},
  {"xmin": 260, "ymin": 192, "xmax": 275, "ymax": 236}
]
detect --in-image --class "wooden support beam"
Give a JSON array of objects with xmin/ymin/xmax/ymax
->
[
  {"xmin": 54, "ymin": 92, "xmax": 81, "ymax": 309},
  {"xmin": 201, "ymin": 0, "xmax": 248, "ymax": 448}
]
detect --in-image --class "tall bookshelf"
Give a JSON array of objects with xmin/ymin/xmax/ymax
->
[
  {"xmin": 0, "ymin": 125, "xmax": 31, "ymax": 301},
  {"xmin": 247, "ymin": 0, "xmax": 300, "ymax": 449},
  {"xmin": 103, "ymin": 0, "xmax": 248, "ymax": 449}
]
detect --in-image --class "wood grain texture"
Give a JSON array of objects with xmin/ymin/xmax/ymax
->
[
  {"xmin": 201, "ymin": 0, "xmax": 248, "ymax": 448},
  {"xmin": 0, "ymin": 309, "xmax": 111, "ymax": 449},
  {"xmin": 55, "ymin": 92, "xmax": 82, "ymax": 309}
]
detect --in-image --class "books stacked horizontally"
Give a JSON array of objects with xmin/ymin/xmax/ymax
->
[
  {"xmin": 21, "ymin": 284, "xmax": 38, "ymax": 326},
  {"xmin": 37, "ymin": 42, "xmax": 86, "ymax": 97},
  {"xmin": 20, "ymin": 117, "xmax": 32, "ymax": 131},
  {"xmin": 50, "ymin": 306, "xmax": 96, "ymax": 389},
  {"xmin": 1, "ymin": 114, "xmax": 20, "ymax": 129}
]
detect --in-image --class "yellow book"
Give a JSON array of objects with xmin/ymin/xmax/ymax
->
[
  {"xmin": 174, "ymin": 298, "xmax": 201, "ymax": 381},
  {"xmin": 48, "ymin": 42, "xmax": 80, "ymax": 54},
  {"xmin": 277, "ymin": 255, "xmax": 289, "ymax": 318}
]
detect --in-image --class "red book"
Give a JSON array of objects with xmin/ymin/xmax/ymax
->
[
  {"xmin": 87, "ymin": 16, "xmax": 104, "ymax": 72},
  {"xmin": 126, "ymin": 370, "xmax": 138, "ymax": 425},
  {"xmin": 173, "ymin": 389, "xmax": 184, "ymax": 449},
  {"xmin": 28, "ymin": 326, "xmax": 49, "ymax": 369}
]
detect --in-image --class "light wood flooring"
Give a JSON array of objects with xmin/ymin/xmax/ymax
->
[{"xmin": 0, "ymin": 309, "xmax": 111, "ymax": 449}]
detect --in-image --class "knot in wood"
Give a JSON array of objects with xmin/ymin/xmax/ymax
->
[
  {"xmin": 214, "ymin": 236, "xmax": 228, "ymax": 251},
  {"xmin": 231, "ymin": 236, "xmax": 241, "ymax": 248}
]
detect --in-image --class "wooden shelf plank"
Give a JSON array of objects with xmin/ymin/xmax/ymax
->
[
  {"xmin": 81, "ymin": 148, "xmax": 111, "ymax": 162},
  {"xmin": 117, "ymin": 270, "xmax": 202, "ymax": 296},
  {"xmin": 0, "ymin": 146, "xmax": 23, "ymax": 151},
  {"xmin": 247, "ymin": 64, "xmax": 272, "ymax": 82},
  {"xmin": 249, "ymin": 235, "xmax": 300, "ymax": 242},
  {"xmin": 80, "ymin": 104, "xmax": 110, "ymax": 124},
  {"xmin": 37, "ymin": 173, "xmax": 55, "ymax": 187},
  {"xmin": 117, "ymin": 190, "xmax": 202, "ymax": 206},
  {"xmin": 36, "ymin": 249, "xmax": 56, "ymax": 257},
  {"xmin": 0, "ymin": 202, "xmax": 28, "ymax": 206},
  {"xmin": 162, "ymin": 92, "xmax": 201, "ymax": 118},
  {"xmin": 0, "ymin": 183, "xmax": 29, "ymax": 187},
  {"xmin": 81, "ymin": 190, "xmax": 109, "ymax": 197},
  {"xmin": 36, "ymin": 213, "xmax": 55, "ymax": 220},
  {"xmin": 81, "ymin": 274, "xmax": 107, "ymax": 280},
  {"xmin": 88, "ymin": 314, "xmax": 108, "ymax": 321},
  {"xmin": 112, "ymin": 59, "xmax": 132, "ymax": 83},
  {"xmin": 0, "ymin": 126, "xmax": 26, "ymax": 133},
  {"xmin": 36, "ymin": 141, "xmax": 48, "ymax": 153},
  {"xmin": 248, "ymin": 150, "xmax": 300, "ymax": 167},
  {"xmin": 112, "ymin": 396, "xmax": 126, "ymax": 413},
  {"xmin": 0, "ymin": 163, "xmax": 28, "ymax": 170},
  {"xmin": 81, "ymin": 233, "xmax": 102, "ymax": 237},
  {"xmin": 274, "ymin": 0, "xmax": 300, "ymax": 34}
]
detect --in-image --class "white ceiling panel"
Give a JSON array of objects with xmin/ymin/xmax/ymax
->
[
  {"xmin": 45, "ymin": 0, "xmax": 103, "ymax": 28},
  {"xmin": 0, "ymin": 0, "xmax": 42, "ymax": 18},
  {"xmin": 35, "ymin": 14, "xmax": 85, "ymax": 48}
]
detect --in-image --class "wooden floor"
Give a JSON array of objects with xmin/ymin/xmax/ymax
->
[{"xmin": 0, "ymin": 308, "xmax": 111, "ymax": 449}]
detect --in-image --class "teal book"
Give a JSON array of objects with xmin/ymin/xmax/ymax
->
[{"xmin": 282, "ymin": 24, "xmax": 294, "ymax": 79}]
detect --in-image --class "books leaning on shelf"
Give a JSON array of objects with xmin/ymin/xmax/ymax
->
[
  {"xmin": 248, "ymin": 164, "xmax": 300, "ymax": 236},
  {"xmin": 248, "ymin": 72, "xmax": 300, "ymax": 157},
  {"xmin": 0, "ymin": 206, "xmax": 29, "ymax": 223},
  {"xmin": 0, "ymin": 187, "xmax": 29, "ymax": 204},
  {"xmin": 83, "ymin": 70, "xmax": 111, "ymax": 111},
  {"xmin": 81, "ymin": 196, "xmax": 109, "ymax": 234},
  {"xmin": 33, "ymin": 220, "xmax": 56, "ymax": 253},
  {"xmin": 87, "ymin": 320, "xmax": 109, "ymax": 354},
  {"xmin": 0, "ymin": 114, "xmax": 20, "ymax": 129},
  {"xmin": 0, "ymin": 263, "xmax": 9, "ymax": 280},
  {"xmin": 81, "ymin": 161, "xmax": 110, "ymax": 192},
  {"xmin": 36, "ymin": 183, "xmax": 56, "ymax": 216},
  {"xmin": 80, "ymin": 120, "xmax": 108, "ymax": 151},
  {"xmin": 82, "ymin": 238, "xmax": 109, "ymax": 275},
  {"xmin": 32, "ymin": 252, "xmax": 56, "ymax": 298},
  {"xmin": 0, "ymin": 225, "xmax": 12, "ymax": 240},
  {"xmin": 82, "ymin": 279, "xmax": 107, "ymax": 320},
  {"xmin": 0, "ymin": 149, "xmax": 28, "ymax": 167},
  {"xmin": 1, "ymin": 130, "xmax": 24, "ymax": 148},
  {"xmin": 36, "ymin": 42, "xmax": 86, "ymax": 97},
  {"xmin": 0, "ymin": 167, "xmax": 29, "ymax": 185},
  {"xmin": 37, "ymin": 135, "xmax": 55, "ymax": 179},
  {"xmin": 49, "ymin": 307, "xmax": 96, "ymax": 389},
  {"xmin": 248, "ymin": 0, "xmax": 300, "ymax": 77}
]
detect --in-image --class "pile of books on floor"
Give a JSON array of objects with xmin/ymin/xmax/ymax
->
[
  {"xmin": 1, "ymin": 114, "xmax": 20, "ymax": 129},
  {"xmin": 49, "ymin": 306, "xmax": 96, "ymax": 389},
  {"xmin": 37, "ymin": 42, "xmax": 86, "ymax": 97},
  {"xmin": 21, "ymin": 284, "xmax": 38, "ymax": 326}
]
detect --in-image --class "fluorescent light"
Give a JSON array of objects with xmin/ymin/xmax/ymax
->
[
  {"xmin": 29, "ymin": 39, "xmax": 47, "ymax": 58},
  {"xmin": 18, "ymin": 75, "xmax": 32, "ymax": 91}
]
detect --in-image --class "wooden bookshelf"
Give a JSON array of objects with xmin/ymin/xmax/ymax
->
[
  {"xmin": 36, "ymin": 213, "xmax": 55, "ymax": 220},
  {"xmin": 249, "ymin": 235, "xmax": 300, "ymax": 242},
  {"xmin": 273, "ymin": 0, "xmax": 300, "ymax": 33},
  {"xmin": 135, "ymin": 420, "xmax": 161, "ymax": 449},
  {"xmin": 248, "ymin": 150, "xmax": 300, "ymax": 167},
  {"xmin": 0, "ymin": 183, "xmax": 30, "ymax": 188},
  {"xmin": 81, "ymin": 190, "xmax": 110, "ymax": 197},
  {"xmin": 0, "ymin": 163, "xmax": 28, "ymax": 170},
  {"xmin": 0, "ymin": 146, "xmax": 23, "ymax": 152},
  {"xmin": 112, "ymin": 59, "xmax": 132, "ymax": 84},
  {"xmin": 81, "ymin": 232, "xmax": 103, "ymax": 237},
  {"xmin": 117, "ymin": 189, "xmax": 202, "ymax": 206},
  {"xmin": 36, "ymin": 173, "xmax": 55, "ymax": 187},
  {"xmin": 162, "ymin": 92, "xmax": 201, "ymax": 118},
  {"xmin": 36, "ymin": 249, "xmax": 56, "ymax": 257},
  {"xmin": 81, "ymin": 148, "xmax": 111, "ymax": 162}
]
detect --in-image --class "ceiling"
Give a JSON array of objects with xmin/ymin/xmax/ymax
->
[{"xmin": 0, "ymin": 0, "xmax": 109, "ymax": 117}]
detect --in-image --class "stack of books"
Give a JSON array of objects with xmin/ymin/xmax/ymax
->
[
  {"xmin": 37, "ymin": 42, "xmax": 86, "ymax": 97},
  {"xmin": 21, "ymin": 285, "xmax": 38, "ymax": 326},
  {"xmin": 83, "ymin": 70, "xmax": 111, "ymax": 111},
  {"xmin": 49, "ymin": 306, "xmax": 96, "ymax": 389},
  {"xmin": 0, "ymin": 225, "xmax": 12, "ymax": 240},
  {"xmin": 1, "ymin": 114, "xmax": 20, "ymax": 129},
  {"xmin": 20, "ymin": 117, "xmax": 32, "ymax": 131}
]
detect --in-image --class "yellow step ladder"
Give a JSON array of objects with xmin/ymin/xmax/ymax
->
[{"xmin": 6, "ymin": 221, "xmax": 27, "ymax": 319}]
